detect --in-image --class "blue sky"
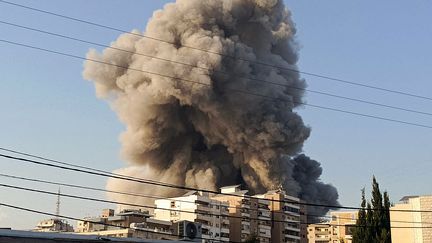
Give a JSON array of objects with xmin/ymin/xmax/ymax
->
[{"xmin": 0, "ymin": 0, "xmax": 431, "ymax": 229}]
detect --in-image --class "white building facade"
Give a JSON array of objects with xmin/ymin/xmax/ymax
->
[{"xmin": 154, "ymin": 191, "xmax": 230, "ymax": 243}]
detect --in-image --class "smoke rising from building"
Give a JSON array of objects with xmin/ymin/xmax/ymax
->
[{"xmin": 83, "ymin": 0, "xmax": 339, "ymax": 217}]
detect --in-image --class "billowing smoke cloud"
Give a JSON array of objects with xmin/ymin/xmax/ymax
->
[
  {"xmin": 83, "ymin": 0, "xmax": 338, "ymax": 217},
  {"xmin": 292, "ymin": 155, "xmax": 340, "ymax": 219}
]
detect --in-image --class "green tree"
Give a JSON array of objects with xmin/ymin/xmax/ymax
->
[
  {"xmin": 383, "ymin": 191, "xmax": 392, "ymax": 240},
  {"xmin": 352, "ymin": 176, "xmax": 391, "ymax": 243},
  {"xmin": 365, "ymin": 202, "xmax": 374, "ymax": 242},
  {"xmin": 352, "ymin": 188, "xmax": 367, "ymax": 243}
]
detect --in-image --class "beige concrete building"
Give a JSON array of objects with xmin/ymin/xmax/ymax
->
[
  {"xmin": 75, "ymin": 209, "xmax": 202, "ymax": 241},
  {"xmin": 390, "ymin": 195, "xmax": 432, "ymax": 243},
  {"xmin": 77, "ymin": 220, "xmax": 201, "ymax": 242},
  {"xmin": 306, "ymin": 223, "xmax": 336, "ymax": 243},
  {"xmin": 154, "ymin": 191, "xmax": 230, "ymax": 243},
  {"xmin": 306, "ymin": 211, "xmax": 357, "ymax": 243},
  {"xmin": 76, "ymin": 209, "xmax": 151, "ymax": 233},
  {"xmin": 33, "ymin": 218, "xmax": 74, "ymax": 232},
  {"xmin": 212, "ymin": 185, "xmax": 305, "ymax": 243},
  {"xmin": 263, "ymin": 189, "xmax": 306, "ymax": 243},
  {"xmin": 212, "ymin": 185, "xmax": 272, "ymax": 243},
  {"xmin": 329, "ymin": 211, "xmax": 357, "ymax": 243}
]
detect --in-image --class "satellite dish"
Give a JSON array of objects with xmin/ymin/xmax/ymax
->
[{"xmin": 185, "ymin": 223, "xmax": 198, "ymax": 239}]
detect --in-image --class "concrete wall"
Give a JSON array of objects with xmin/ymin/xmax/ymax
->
[
  {"xmin": 420, "ymin": 196, "xmax": 432, "ymax": 242},
  {"xmin": 0, "ymin": 229, "xmax": 179, "ymax": 243},
  {"xmin": 391, "ymin": 195, "xmax": 432, "ymax": 243}
]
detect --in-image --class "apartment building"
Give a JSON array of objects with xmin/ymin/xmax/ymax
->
[
  {"xmin": 76, "ymin": 209, "xmax": 151, "ymax": 233},
  {"xmin": 328, "ymin": 211, "xmax": 357, "ymax": 243},
  {"xmin": 77, "ymin": 220, "xmax": 200, "ymax": 242},
  {"xmin": 75, "ymin": 209, "xmax": 201, "ymax": 241},
  {"xmin": 212, "ymin": 185, "xmax": 272, "ymax": 243},
  {"xmin": 154, "ymin": 191, "xmax": 230, "ymax": 243},
  {"xmin": 33, "ymin": 218, "xmax": 74, "ymax": 232},
  {"xmin": 263, "ymin": 189, "xmax": 306, "ymax": 243},
  {"xmin": 212, "ymin": 185, "xmax": 306, "ymax": 243},
  {"xmin": 307, "ymin": 223, "xmax": 336, "ymax": 243},
  {"xmin": 390, "ymin": 195, "xmax": 432, "ymax": 243}
]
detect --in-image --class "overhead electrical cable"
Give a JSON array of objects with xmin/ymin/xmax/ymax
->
[
  {"xmin": 0, "ymin": 202, "xmax": 231, "ymax": 243},
  {"xmin": 1, "ymin": 151, "xmax": 432, "ymax": 213},
  {"xmin": 0, "ymin": 0, "xmax": 431, "ymax": 101},
  {"xmin": 0, "ymin": 147, "xmax": 184, "ymax": 190},
  {"xmin": 1, "ymin": 183, "xmax": 431, "ymax": 228},
  {"xmin": 1, "ymin": 39, "xmax": 431, "ymax": 130},
  {"xmin": 0, "ymin": 172, "xmax": 430, "ymax": 225},
  {"xmin": 1, "ymin": 20, "xmax": 431, "ymax": 117}
]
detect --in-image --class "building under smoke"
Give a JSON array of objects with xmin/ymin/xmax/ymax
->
[{"xmin": 83, "ymin": 0, "xmax": 339, "ymax": 218}]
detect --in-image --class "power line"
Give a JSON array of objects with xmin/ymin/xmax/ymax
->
[
  {"xmin": 0, "ymin": 183, "xmax": 269, "ymax": 224},
  {"xmin": 1, "ymin": 20, "xmax": 432, "ymax": 118},
  {"xmin": 0, "ymin": 147, "xmax": 179, "ymax": 191},
  {"xmin": 0, "ymin": 182, "xmax": 317, "ymax": 225},
  {"xmin": 0, "ymin": 0, "xmax": 431, "ymax": 102},
  {"xmin": 1, "ymin": 151, "xmax": 432, "ymax": 213},
  {"xmin": 0, "ymin": 172, "xmax": 429, "ymax": 225},
  {"xmin": 1, "ymin": 182, "xmax": 431, "ymax": 229},
  {"xmin": 0, "ymin": 172, "xmax": 291, "ymax": 218},
  {"xmin": 1, "ymin": 39, "xmax": 431, "ymax": 130},
  {"xmin": 0, "ymin": 151, "xmax": 333, "ymax": 210},
  {"xmin": 0, "ymin": 202, "xmax": 231, "ymax": 243}
]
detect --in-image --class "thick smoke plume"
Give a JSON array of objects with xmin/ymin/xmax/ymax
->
[{"xmin": 83, "ymin": 0, "xmax": 338, "ymax": 217}]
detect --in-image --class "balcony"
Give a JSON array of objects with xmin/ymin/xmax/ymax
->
[
  {"xmin": 241, "ymin": 199, "xmax": 251, "ymax": 208},
  {"xmin": 221, "ymin": 219, "xmax": 230, "ymax": 225},
  {"xmin": 258, "ymin": 224, "xmax": 272, "ymax": 230},
  {"xmin": 285, "ymin": 223, "xmax": 300, "ymax": 231},
  {"xmin": 258, "ymin": 210, "xmax": 271, "ymax": 218},
  {"xmin": 196, "ymin": 204, "xmax": 211, "ymax": 212},
  {"xmin": 221, "ymin": 227, "xmax": 229, "ymax": 234},
  {"xmin": 285, "ymin": 235, "xmax": 301, "ymax": 241},
  {"xmin": 241, "ymin": 220, "xmax": 250, "ymax": 225},
  {"xmin": 285, "ymin": 229, "xmax": 301, "ymax": 240},
  {"xmin": 284, "ymin": 201, "xmax": 300, "ymax": 208},
  {"xmin": 241, "ymin": 212, "xmax": 250, "ymax": 218},
  {"xmin": 259, "ymin": 231, "xmax": 271, "ymax": 238},
  {"xmin": 315, "ymin": 229, "xmax": 330, "ymax": 235},
  {"xmin": 196, "ymin": 214, "xmax": 212, "ymax": 222},
  {"xmin": 315, "ymin": 235, "xmax": 330, "ymax": 240},
  {"xmin": 283, "ymin": 205, "xmax": 300, "ymax": 218}
]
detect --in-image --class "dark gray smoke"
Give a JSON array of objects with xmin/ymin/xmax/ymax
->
[
  {"xmin": 292, "ymin": 154, "xmax": 340, "ymax": 219},
  {"xmin": 83, "ymin": 0, "xmax": 338, "ymax": 217}
]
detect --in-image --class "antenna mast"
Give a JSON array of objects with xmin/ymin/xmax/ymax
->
[{"xmin": 55, "ymin": 187, "xmax": 60, "ymax": 218}]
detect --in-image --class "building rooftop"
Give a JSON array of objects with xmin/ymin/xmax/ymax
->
[
  {"xmin": 219, "ymin": 184, "xmax": 242, "ymax": 190},
  {"xmin": 182, "ymin": 190, "xmax": 200, "ymax": 197},
  {"xmin": 0, "ymin": 229, "xmax": 179, "ymax": 242},
  {"xmin": 399, "ymin": 194, "xmax": 432, "ymax": 203},
  {"xmin": 117, "ymin": 209, "xmax": 150, "ymax": 217}
]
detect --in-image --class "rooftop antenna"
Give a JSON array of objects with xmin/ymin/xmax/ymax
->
[
  {"xmin": 277, "ymin": 184, "xmax": 284, "ymax": 192},
  {"xmin": 55, "ymin": 187, "xmax": 60, "ymax": 218}
]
